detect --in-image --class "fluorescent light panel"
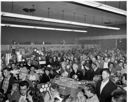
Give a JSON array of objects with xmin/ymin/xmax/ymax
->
[
  {"xmin": 1, "ymin": 24, "xmax": 87, "ymax": 33},
  {"xmin": 1, "ymin": 12, "xmax": 120, "ymax": 30},
  {"xmin": 73, "ymin": 1, "xmax": 126, "ymax": 16}
]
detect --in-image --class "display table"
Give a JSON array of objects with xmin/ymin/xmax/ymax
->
[{"xmin": 52, "ymin": 77, "xmax": 88, "ymax": 97}]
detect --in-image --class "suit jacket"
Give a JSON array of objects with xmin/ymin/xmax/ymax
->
[
  {"xmin": 93, "ymin": 68, "xmax": 102, "ymax": 76},
  {"xmin": 8, "ymin": 90, "xmax": 33, "ymax": 102},
  {"xmin": 0, "ymin": 75, "xmax": 17, "ymax": 101},
  {"xmin": 40, "ymin": 74, "xmax": 50, "ymax": 83},
  {"xmin": 96, "ymin": 80, "xmax": 117, "ymax": 102},
  {"xmin": 0, "ymin": 75, "xmax": 16, "ymax": 94},
  {"xmin": 83, "ymin": 69, "xmax": 94, "ymax": 81},
  {"xmin": 70, "ymin": 70, "xmax": 83, "ymax": 81}
]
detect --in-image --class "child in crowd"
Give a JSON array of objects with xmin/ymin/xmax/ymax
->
[
  {"xmin": 84, "ymin": 84, "xmax": 99, "ymax": 102},
  {"xmin": 75, "ymin": 89, "xmax": 86, "ymax": 102}
]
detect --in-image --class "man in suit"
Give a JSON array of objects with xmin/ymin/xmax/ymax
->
[
  {"xmin": 70, "ymin": 63, "xmax": 83, "ymax": 81},
  {"xmin": 0, "ymin": 68, "xmax": 16, "ymax": 101},
  {"xmin": 96, "ymin": 69, "xmax": 117, "ymax": 102},
  {"xmin": 8, "ymin": 81, "xmax": 33, "ymax": 102}
]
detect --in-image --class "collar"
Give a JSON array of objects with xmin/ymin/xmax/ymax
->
[
  {"xmin": 102, "ymin": 79, "xmax": 109, "ymax": 84},
  {"xmin": 20, "ymin": 94, "xmax": 27, "ymax": 98}
]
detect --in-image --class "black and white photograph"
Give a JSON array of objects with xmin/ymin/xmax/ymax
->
[{"xmin": 1, "ymin": 0, "xmax": 127, "ymax": 102}]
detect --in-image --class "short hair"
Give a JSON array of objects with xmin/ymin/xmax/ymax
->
[
  {"xmin": 102, "ymin": 68, "xmax": 111, "ymax": 75},
  {"xmin": 111, "ymin": 89, "xmax": 126, "ymax": 102},
  {"xmin": 2, "ymin": 67, "xmax": 11, "ymax": 77},
  {"xmin": 86, "ymin": 84, "xmax": 96, "ymax": 94},
  {"xmin": 103, "ymin": 56, "xmax": 108, "ymax": 60},
  {"xmin": 122, "ymin": 73, "xmax": 127, "ymax": 80},
  {"xmin": 2, "ymin": 67, "xmax": 11, "ymax": 72},
  {"xmin": 91, "ymin": 62, "xmax": 97, "ymax": 67},
  {"xmin": 19, "ymin": 81, "xmax": 29, "ymax": 88},
  {"xmin": 108, "ymin": 62, "xmax": 115, "ymax": 68}
]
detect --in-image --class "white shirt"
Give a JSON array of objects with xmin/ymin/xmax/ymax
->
[
  {"xmin": 103, "ymin": 62, "xmax": 108, "ymax": 68},
  {"xmin": 29, "ymin": 74, "xmax": 37, "ymax": 81},
  {"xmin": 100, "ymin": 79, "xmax": 109, "ymax": 94},
  {"xmin": 19, "ymin": 95, "xmax": 33, "ymax": 102},
  {"xmin": 19, "ymin": 95, "xmax": 27, "ymax": 102}
]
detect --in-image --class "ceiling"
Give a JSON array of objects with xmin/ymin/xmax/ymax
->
[
  {"xmin": 1, "ymin": 1, "xmax": 127, "ymax": 30},
  {"xmin": 98, "ymin": 1, "xmax": 126, "ymax": 10}
]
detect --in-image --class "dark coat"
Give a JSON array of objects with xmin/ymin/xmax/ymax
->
[
  {"xmin": 96, "ymin": 80, "xmax": 117, "ymax": 102},
  {"xmin": 0, "ymin": 75, "xmax": 16, "ymax": 101},
  {"xmin": 83, "ymin": 69, "xmax": 94, "ymax": 81},
  {"xmin": 8, "ymin": 90, "xmax": 21, "ymax": 102},
  {"xmin": 70, "ymin": 70, "xmax": 83, "ymax": 81},
  {"xmin": 40, "ymin": 74, "xmax": 50, "ymax": 83},
  {"xmin": 0, "ymin": 75, "xmax": 15, "ymax": 92},
  {"xmin": 93, "ymin": 68, "xmax": 103, "ymax": 76}
]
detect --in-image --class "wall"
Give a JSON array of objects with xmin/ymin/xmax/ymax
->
[
  {"xmin": 99, "ymin": 39, "xmax": 116, "ymax": 49},
  {"xmin": 1, "ymin": 27, "xmax": 82, "ymax": 44},
  {"xmin": 78, "ymin": 24, "xmax": 126, "ymax": 50},
  {"xmin": 2, "ymin": 24, "xmax": 126, "ymax": 50},
  {"xmin": 117, "ymin": 39, "xmax": 127, "ymax": 51}
]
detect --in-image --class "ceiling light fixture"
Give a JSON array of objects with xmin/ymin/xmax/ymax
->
[
  {"xmin": 1, "ymin": 12, "xmax": 120, "ymax": 30},
  {"xmin": 1, "ymin": 23, "xmax": 87, "ymax": 33},
  {"xmin": 73, "ymin": 1, "xmax": 126, "ymax": 16}
]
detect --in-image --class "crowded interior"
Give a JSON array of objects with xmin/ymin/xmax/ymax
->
[{"xmin": 1, "ymin": 1, "xmax": 127, "ymax": 102}]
